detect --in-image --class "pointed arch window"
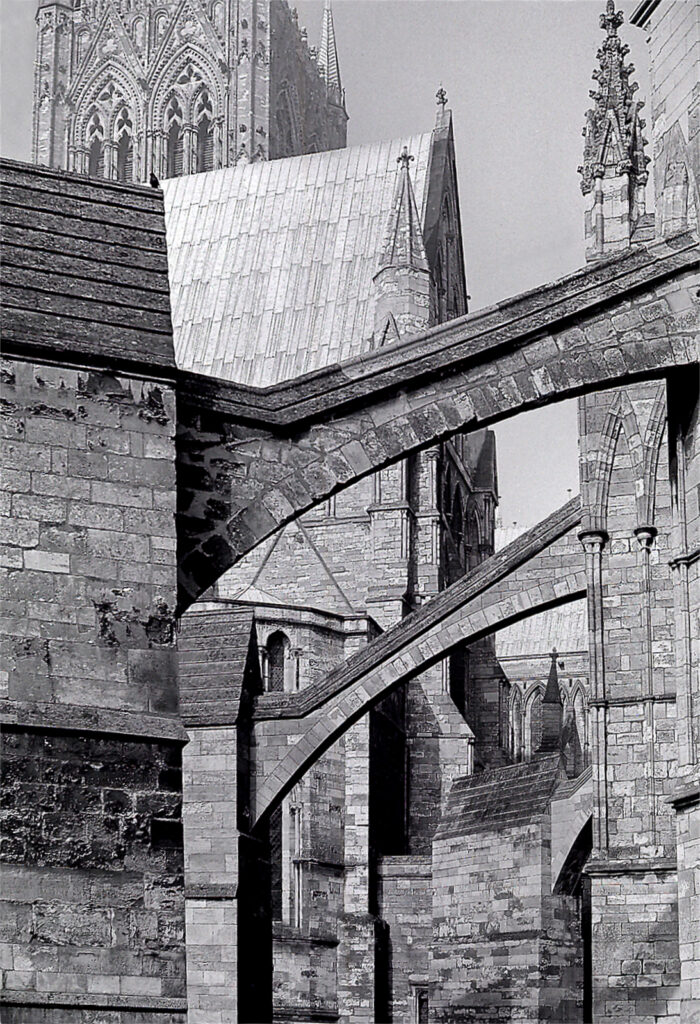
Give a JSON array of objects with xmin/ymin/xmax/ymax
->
[
  {"xmin": 76, "ymin": 29, "xmax": 89, "ymax": 65},
  {"xmin": 195, "ymin": 90, "xmax": 214, "ymax": 172},
  {"xmin": 115, "ymin": 106, "xmax": 133, "ymax": 183},
  {"xmin": 528, "ymin": 690, "xmax": 543, "ymax": 759},
  {"xmin": 511, "ymin": 689, "xmax": 523, "ymax": 762},
  {"xmin": 165, "ymin": 96, "xmax": 184, "ymax": 178},
  {"xmin": 87, "ymin": 111, "xmax": 105, "ymax": 177},
  {"xmin": 265, "ymin": 631, "xmax": 296, "ymax": 693}
]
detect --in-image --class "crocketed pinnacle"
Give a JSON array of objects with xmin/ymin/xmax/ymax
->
[
  {"xmin": 377, "ymin": 147, "xmax": 430, "ymax": 271},
  {"xmin": 318, "ymin": 0, "xmax": 343, "ymax": 107},
  {"xmin": 579, "ymin": 0, "xmax": 650, "ymax": 194}
]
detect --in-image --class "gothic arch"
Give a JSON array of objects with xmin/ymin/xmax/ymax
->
[
  {"xmin": 525, "ymin": 683, "xmax": 544, "ymax": 759},
  {"xmin": 590, "ymin": 389, "xmax": 645, "ymax": 530},
  {"xmin": 274, "ymin": 83, "xmax": 301, "ymax": 156},
  {"xmin": 150, "ymin": 45, "xmax": 224, "ymax": 126},
  {"xmin": 510, "ymin": 686, "xmax": 524, "ymax": 762},
  {"xmin": 640, "ymin": 388, "xmax": 668, "ymax": 526},
  {"xmin": 71, "ymin": 60, "xmax": 142, "ymax": 153}
]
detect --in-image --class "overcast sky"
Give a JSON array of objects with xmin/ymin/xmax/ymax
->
[{"xmin": 0, "ymin": 0, "xmax": 652, "ymax": 526}]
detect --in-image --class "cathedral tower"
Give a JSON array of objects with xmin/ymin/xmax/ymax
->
[{"xmin": 31, "ymin": 0, "xmax": 348, "ymax": 182}]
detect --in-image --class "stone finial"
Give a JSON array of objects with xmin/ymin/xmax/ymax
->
[
  {"xmin": 578, "ymin": 0, "xmax": 650, "ymax": 196},
  {"xmin": 435, "ymin": 85, "xmax": 449, "ymax": 128},
  {"xmin": 397, "ymin": 146, "xmax": 414, "ymax": 170}
]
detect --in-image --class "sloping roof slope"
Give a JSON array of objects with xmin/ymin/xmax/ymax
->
[
  {"xmin": 494, "ymin": 522, "xmax": 588, "ymax": 656},
  {"xmin": 179, "ymin": 607, "xmax": 261, "ymax": 725},
  {"xmin": 162, "ymin": 133, "xmax": 433, "ymax": 386},
  {"xmin": 496, "ymin": 602, "xmax": 588, "ymax": 658},
  {"xmin": 0, "ymin": 159, "xmax": 174, "ymax": 372},
  {"xmin": 436, "ymin": 755, "xmax": 565, "ymax": 840}
]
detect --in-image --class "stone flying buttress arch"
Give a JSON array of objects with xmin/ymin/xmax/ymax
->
[
  {"xmin": 176, "ymin": 233, "xmax": 699, "ymax": 612},
  {"xmin": 248, "ymin": 496, "xmax": 586, "ymax": 826}
]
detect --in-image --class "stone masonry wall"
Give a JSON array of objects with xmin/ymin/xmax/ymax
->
[
  {"xmin": 0, "ymin": 357, "xmax": 183, "ymax": 1021},
  {"xmin": 376, "ymin": 856, "xmax": 432, "ymax": 1022},
  {"xmin": 1, "ymin": 729, "xmax": 185, "ymax": 1024},
  {"xmin": 431, "ymin": 757, "xmax": 583, "ymax": 1023}
]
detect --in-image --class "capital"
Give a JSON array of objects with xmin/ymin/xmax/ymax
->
[
  {"xmin": 578, "ymin": 528, "xmax": 608, "ymax": 554},
  {"xmin": 634, "ymin": 525, "xmax": 657, "ymax": 551}
]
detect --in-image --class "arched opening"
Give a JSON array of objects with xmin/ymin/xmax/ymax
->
[
  {"xmin": 510, "ymin": 688, "xmax": 523, "ymax": 762},
  {"xmin": 265, "ymin": 630, "xmax": 295, "ymax": 693},
  {"xmin": 87, "ymin": 111, "xmax": 104, "ymax": 177},
  {"xmin": 553, "ymin": 817, "xmax": 593, "ymax": 1022},
  {"xmin": 527, "ymin": 688, "xmax": 543, "ymax": 759},
  {"xmin": 573, "ymin": 687, "xmax": 589, "ymax": 766},
  {"xmin": 195, "ymin": 90, "xmax": 214, "ymax": 173},
  {"xmin": 165, "ymin": 96, "xmax": 184, "ymax": 178},
  {"xmin": 115, "ymin": 106, "xmax": 133, "ymax": 183}
]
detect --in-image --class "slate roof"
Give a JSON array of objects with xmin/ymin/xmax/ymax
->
[
  {"xmin": 162, "ymin": 133, "xmax": 433, "ymax": 386},
  {"xmin": 496, "ymin": 602, "xmax": 588, "ymax": 658},
  {"xmin": 179, "ymin": 607, "xmax": 261, "ymax": 726},
  {"xmin": 0, "ymin": 159, "xmax": 175, "ymax": 372},
  {"xmin": 436, "ymin": 754, "xmax": 565, "ymax": 840}
]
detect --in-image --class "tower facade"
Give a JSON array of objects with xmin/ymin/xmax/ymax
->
[{"xmin": 32, "ymin": 0, "xmax": 348, "ymax": 182}]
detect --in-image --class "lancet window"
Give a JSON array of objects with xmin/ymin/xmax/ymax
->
[
  {"xmin": 195, "ymin": 90, "xmax": 214, "ymax": 172},
  {"xmin": 264, "ymin": 631, "xmax": 296, "ymax": 693},
  {"xmin": 527, "ymin": 689, "xmax": 543, "ymax": 758},
  {"xmin": 510, "ymin": 688, "xmax": 523, "ymax": 762},
  {"xmin": 87, "ymin": 111, "xmax": 105, "ymax": 177},
  {"xmin": 115, "ymin": 106, "xmax": 133, "ymax": 182},
  {"xmin": 166, "ymin": 96, "xmax": 184, "ymax": 177}
]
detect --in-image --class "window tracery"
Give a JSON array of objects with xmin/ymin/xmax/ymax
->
[
  {"xmin": 87, "ymin": 110, "xmax": 105, "ymax": 176},
  {"xmin": 115, "ymin": 105, "xmax": 133, "ymax": 182},
  {"xmin": 195, "ymin": 89, "xmax": 213, "ymax": 172},
  {"xmin": 166, "ymin": 95, "xmax": 184, "ymax": 177}
]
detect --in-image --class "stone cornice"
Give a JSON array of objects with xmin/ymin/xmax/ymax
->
[{"xmin": 0, "ymin": 699, "xmax": 188, "ymax": 743}]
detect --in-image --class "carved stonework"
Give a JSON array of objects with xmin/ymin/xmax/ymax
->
[{"xmin": 578, "ymin": 0, "xmax": 649, "ymax": 195}]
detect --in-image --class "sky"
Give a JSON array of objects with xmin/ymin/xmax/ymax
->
[{"xmin": 0, "ymin": 0, "xmax": 653, "ymax": 527}]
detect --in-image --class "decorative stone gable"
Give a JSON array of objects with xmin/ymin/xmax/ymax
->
[{"xmin": 32, "ymin": 0, "xmax": 348, "ymax": 181}]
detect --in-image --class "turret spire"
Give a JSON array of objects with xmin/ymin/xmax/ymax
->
[
  {"xmin": 372, "ymin": 146, "xmax": 432, "ymax": 344},
  {"xmin": 378, "ymin": 148, "xmax": 429, "ymax": 272},
  {"xmin": 318, "ymin": 0, "xmax": 343, "ymax": 107},
  {"xmin": 536, "ymin": 649, "xmax": 564, "ymax": 755}
]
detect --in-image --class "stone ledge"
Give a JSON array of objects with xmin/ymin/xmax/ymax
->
[
  {"xmin": 585, "ymin": 856, "xmax": 677, "ymax": 876},
  {"xmin": 0, "ymin": 992, "xmax": 187, "ymax": 1014},
  {"xmin": 273, "ymin": 1006, "xmax": 338, "ymax": 1023},
  {"xmin": 667, "ymin": 780, "xmax": 700, "ymax": 811},
  {"xmin": 0, "ymin": 699, "xmax": 187, "ymax": 743}
]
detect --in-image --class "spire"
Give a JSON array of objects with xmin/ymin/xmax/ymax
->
[
  {"xmin": 378, "ymin": 148, "xmax": 430, "ymax": 272},
  {"xmin": 318, "ymin": 0, "xmax": 343, "ymax": 107},
  {"xmin": 579, "ymin": 0, "xmax": 649, "ymax": 196},
  {"xmin": 536, "ymin": 649, "xmax": 564, "ymax": 755}
]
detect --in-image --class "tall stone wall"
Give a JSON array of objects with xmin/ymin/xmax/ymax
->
[
  {"xmin": 431, "ymin": 757, "xmax": 583, "ymax": 1023},
  {"xmin": 0, "ymin": 359, "xmax": 184, "ymax": 1021},
  {"xmin": 376, "ymin": 856, "xmax": 432, "ymax": 1021}
]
